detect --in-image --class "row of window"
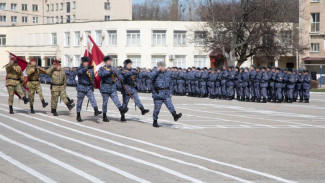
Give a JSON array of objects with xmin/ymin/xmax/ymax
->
[
  {"xmin": 0, "ymin": 15, "xmax": 38, "ymax": 23},
  {"xmin": 0, "ymin": 3, "xmax": 38, "ymax": 11},
  {"xmin": 46, "ymin": 15, "xmax": 110, "ymax": 24},
  {"xmin": 55, "ymin": 30, "xmax": 206, "ymax": 47},
  {"xmin": 62, "ymin": 54, "xmax": 208, "ymax": 68},
  {"xmin": 46, "ymin": 1, "xmax": 76, "ymax": 13}
]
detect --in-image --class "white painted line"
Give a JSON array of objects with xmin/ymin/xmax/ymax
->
[
  {"xmin": 0, "ymin": 134, "xmax": 105, "ymax": 183},
  {"xmin": 0, "ymin": 151, "xmax": 58, "ymax": 183},
  {"xmin": 0, "ymin": 109, "xmax": 204, "ymax": 183},
  {"xmin": 0, "ymin": 122, "xmax": 151, "ymax": 183}
]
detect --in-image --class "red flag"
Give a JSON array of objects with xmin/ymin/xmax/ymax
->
[
  {"xmin": 84, "ymin": 35, "xmax": 104, "ymax": 89},
  {"xmin": 7, "ymin": 53, "xmax": 29, "ymax": 98}
]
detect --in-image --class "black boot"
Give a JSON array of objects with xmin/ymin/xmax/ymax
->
[
  {"xmin": 103, "ymin": 113, "xmax": 109, "ymax": 122},
  {"xmin": 76, "ymin": 112, "xmax": 82, "ymax": 122},
  {"xmin": 140, "ymin": 107, "xmax": 149, "ymax": 115},
  {"xmin": 52, "ymin": 108, "xmax": 58, "ymax": 116},
  {"xmin": 172, "ymin": 111, "xmax": 182, "ymax": 121},
  {"xmin": 23, "ymin": 96, "xmax": 30, "ymax": 104},
  {"xmin": 67, "ymin": 97, "xmax": 74, "ymax": 104},
  {"xmin": 256, "ymin": 98, "xmax": 261, "ymax": 103},
  {"xmin": 30, "ymin": 106, "xmax": 35, "ymax": 114},
  {"xmin": 288, "ymin": 99, "xmax": 293, "ymax": 103},
  {"xmin": 250, "ymin": 97, "xmax": 255, "ymax": 102},
  {"xmin": 272, "ymin": 98, "xmax": 276, "ymax": 103},
  {"xmin": 41, "ymin": 99, "xmax": 48, "ymax": 108},
  {"xmin": 119, "ymin": 106, "xmax": 129, "ymax": 114},
  {"xmin": 245, "ymin": 97, "xmax": 250, "ymax": 102},
  {"xmin": 267, "ymin": 98, "xmax": 271, "ymax": 102},
  {"xmin": 262, "ymin": 98, "xmax": 267, "ymax": 103},
  {"xmin": 9, "ymin": 106, "xmax": 14, "ymax": 114},
  {"xmin": 120, "ymin": 112, "xmax": 126, "ymax": 122},
  {"xmin": 67, "ymin": 102, "xmax": 75, "ymax": 111},
  {"xmin": 94, "ymin": 107, "xmax": 102, "ymax": 116},
  {"xmin": 303, "ymin": 99, "xmax": 309, "ymax": 103},
  {"xmin": 299, "ymin": 99, "xmax": 303, "ymax": 103},
  {"xmin": 153, "ymin": 120, "xmax": 159, "ymax": 128}
]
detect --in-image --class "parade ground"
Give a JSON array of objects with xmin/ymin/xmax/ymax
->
[{"xmin": 0, "ymin": 81, "xmax": 325, "ymax": 183}]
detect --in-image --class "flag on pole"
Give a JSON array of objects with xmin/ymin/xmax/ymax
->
[
  {"xmin": 8, "ymin": 52, "xmax": 29, "ymax": 97},
  {"xmin": 84, "ymin": 35, "xmax": 104, "ymax": 89}
]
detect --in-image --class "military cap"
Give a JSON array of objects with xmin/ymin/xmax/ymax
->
[
  {"xmin": 204, "ymin": 67, "xmax": 207, "ymax": 70},
  {"xmin": 10, "ymin": 57, "xmax": 17, "ymax": 61},
  {"xmin": 197, "ymin": 68, "xmax": 201, "ymax": 70},
  {"xmin": 229, "ymin": 66, "xmax": 234, "ymax": 69},
  {"xmin": 30, "ymin": 58, "xmax": 36, "ymax": 62},
  {"xmin": 276, "ymin": 67, "xmax": 281, "ymax": 70},
  {"xmin": 262, "ymin": 66, "xmax": 266, "ymax": 70},
  {"xmin": 267, "ymin": 66, "xmax": 271, "ymax": 69},
  {"xmin": 271, "ymin": 66, "xmax": 276, "ymax": 69},
  {"xmin": 192, "ymin": 66, "xmax": 196, "ymax": 69},
  {"xmin": 284, "ymin": 68, "xmax": 288, "ymax": 71},
  {"xmin": 188, "ymin": 67, "xmax": 191, "ymax": 69},
  {"xmin": 53, "ymin": 60, "xmax": 61, "ymax": 65},
  {"xmin": 157, "ymin": 61, "xmax": 166, "ymax": 67},
  {"xmin": 103, "ymin": 55, "xmax": 112, "ymax": 62},
  {"xmin": 235, "ymin": 66, "xmax": 240, "ymax": 70},
  {"xmin": 288, "ymin": 68, "xmax": 293, "ymax": 72},
  {"xmin": 81, "ymin": 57, "xmax": 90, "ymax": 63},
  {"xmin": 123, "ymin": 59, "xmax": 132, "ymax": 66}
]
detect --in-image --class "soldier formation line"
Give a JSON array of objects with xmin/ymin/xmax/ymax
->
[{"xmin": 6, "ymin": 56, "xmax": 311, "ymax": 128}]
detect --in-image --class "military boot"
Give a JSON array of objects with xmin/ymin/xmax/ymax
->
[
  {"xmin": 303, "ymin": 99, "xmax": 309, "ymax": 103},
  {"xmin": 9, "ymin": 106, "xmax": 14, "ymax": 114},
  {"xmin": 140, "ymin": 107, "xmax": 149, "ymax": 115},
  {"xmin": 67, "ymin": 102, "xmax": 75, "ymax": 111},
  {"xmin": 267, "ymin": 98, "xmax": 272, "ymax": 102},
  {"xmin": 120, "ymin": 112, "xmax": 127, "ymax": 122},
  {"xmin": 272, "ymin": 98, "xmax": 276, "ymax": 103},
  {"xmin": 30, "ymin": 106, "xmax": 35, "ymax": 114},
  {"xmin": 299, "ymin": 99, "xmax": 303, "ymax": 103},
  {"xmin": 288, "ymin": 99, "xmax": 293, "ymax": 103},
  {"xmin": 41, "ymin": 99, "xmax": 48, "ymax": 108},
  {"xmin": 119, "ymin": 106, "xmax": 129, "ymax": 114},
  {"xmin": 245, "ymin": 97, "xmax": 250, "ymax": 102},
  {"xmin": 76, "ymin": 112, "xmax": 82, "ymax": 122},
  {"xmin": 94, "ymin": 107, "xmax": 102, "ymax": 116},
  {"xmin": 23, "ymin": 96, "xmax": 30, "ymax": 104},
  {"xmin": 172, "ymin": 111, "xmax": 182, "ymax": 121},
  {"xmin": 284, "ymin": 98, "xmax": 288, "ymax": 103},
  {"xmin": 250, "ymin": 97, "xmax": 255, "ymax": 102},
  {"xmin": 103, "ymin": 113, "xmax": 109, "ymax": 122},
  {"xmin": 51, "ymin": 108, "xmax": 58, "ymax": 116},
  {"xmin": 153, "ymin": 120, "xmax": 159, "ymax": 128},
  {"xmin": 67, "ymin": 97, "xmax": 74, "ymax": 105},
  {"xmin": 262, "ymin": 98, "xmax": 267, "ymax": 103},
  {"xmin": 256, "ymin": 98, "xmax": 261, "ymax": 103}
]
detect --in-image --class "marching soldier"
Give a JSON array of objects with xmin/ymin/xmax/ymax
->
[
  {"xmin": 120, "ymin": 59, "xmax": 149, "ymax": 122},
  {"xmin": 76, "ymin": 57, "xmax": 102, "ymax": 122},
  {"xmin": 150, "ymin": 61, "xmax": 182, "ymax": 128},
  {"xmin": 26, "ymin": 58, "xmax": 48, "ymax": 114},
  {"xmin": 6, "ymin": 57, "xmax": 30, "ymax": 114},
  {"xmin": 46, "ymin": 60, "xmax": 75, "ymax": 116},
  {"xmin": 98, "ymin": 56, "xmax": 128, "ymax": 122}
]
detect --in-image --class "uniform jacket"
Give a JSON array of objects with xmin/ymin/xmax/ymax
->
[
  {"xmin": 242, "ymin": 71, "xmax": 250, "ymax": 87},
  {"xmin": 26, "ymin": 64, "xmax": 45, "ymax": 89},
  {"xmin": 150, "ymin": 70, "xmax": 173, "ymax": 100},
  {"xmin": 303, "ymin": 74, "xmax": 311, "ymax": 89},
  {"xmin": 275, "ymin": 72, "xmax": 284, "ymax": 88},
  {"xmin": 287, "ymin": 73, "xmax": 296, "ymax": 89},
  {"xmin": 98, "ymin": 65, "xmax": 121, "ymax": 94},
  {"xmin": 76, "ymin": 66, "xmax": 95, "ymax": 93},
  {"xmin": 260, "ymin": 71, "xmax": 270, "ymax": 88},
  {"xmin": 6, "ymin": 62, "xmax": 24, "ymax": 87},
  {"xmin": 121, "ymin": 68, "xmax": 138, "ymax": 94},
  {"xmin": 46, "ymin": 66, "xmax": 66, "ymax": 91},
  {"xmin": 227, "ymin": 70, "xmax": 236, "ymax": 86}
]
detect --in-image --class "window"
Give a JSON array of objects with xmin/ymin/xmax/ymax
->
[
  {"xmin": 0, "ymin": 35, "xmax": 6, "ymax": 46},
  {"xmin": 60, "ymin": 16, "xmax": 63, "ymax": 23},
  {"xmin": 174, "ymin": 55, "xmax": 186, "ymax": 68},
  {"xmin": 0, "ymin": 3, "xmax": 6, "ymax": 10},
  {"xmin": 66, "ymin": 2, "xmax": 70, "ymax": 13},
  {"xmin": 11, "ymin": 4, "xmax": 17, "ymax": 10},
  {"xmin": 194, "ymin": 55, "xmax": 207, "ymax": 68},
  {"xmin": 33, "ymin": 17, "xmax": 38, "ymax": 23},
  {"xmin": 104, "ymin": 16, "xmax": 110, "ymax": 21},
  {"xmin": 51, "ymin": 4, "xmax": 54, "ymax": 11},
  {"xmin": 66, "ymin": 15, "xmax": 70, "ymax": 23},
  {"xmin": 127, "ymin": 30, "xmax": 140, "ymax": 46},
  {"xmin": 72, "ymin": 1, "xmax": 76, "ymax": 9},
  {"xmin": 74, "ymin": 55, "xmax": 81, "ymax": 67},
  {"xmin": 152, "ymin": 30, "xmax": 167, "ymax": 46},
  {"xmin": 65, "ymin": 55, "xmax": 72, "ymax": 67},
  {"xmin": 174, "ymin": 31, "xmax": 187, "ymax": 46},
  {"xmin": 60, "ymin": 3, "xmax": 64, "ymax": 10},
  {"xmin": 127, "ymin": 55, "xmax": 141, "ymax": 68},
  {"xmin": 47, "ymin": 4, "xmax": 49, "ymax": 11},
  {"xmin": 311, "ymin": 13, "xmax": 320, "ymax": 33},
  {"xmin": 22, "ymin": 16, "xmax": 28, "ymax": 23},
  {"xmin": 56, "ymin": 3, "xmax": 58, "ymax": 11},
  {"xmin": 47, "ymin": 17, "xmax": 51, "ymax": 24},
  {"xmin": 310, "ymin": 0, "xmax": 320, "ymax": 2},
  {"xmin": 111, "ymin": 55, "xmax": 118, "ymax": 67},
  {"xmin": 104, "ymin": 2, "xmax": 110, "ymax": 10},
  {"xmin": 281, "ymin": 31, "xmax": 292, "ymax": 46},
  {"xmin": 32, "ymin": 4, "xmax": 39, "ymax": 11},
  {"xmin": 74, "ymin": 32, "xmax": 81, "ymax": 46},
  {"xmin": 64, "ymin": 32, "xmax": 71, "ymax": 47},
  {"xmin": 46, "ymin": 57, "xmax": 56, "ymax": 66},
  {"xmin": 151, "ymin": 56, "xmax": 166, "ymax": 68},
  {"xmin": 107, "ymin": 30, "xmax": 117, "ymax": 46},
  {"xmin": 84, "ymin": 31, "xmax": 91, "ymax": 46},
  {"xmin": 72, "ymin": 15, "xmax": 76, "ymax": 22},
  {"xmin": 51, "ymin": 33, "xmax": 57, "ymax": 45},
  {"xmin": 11, "ymin": 16, "xmax": 17, "ymax": 23},
  {"xmin": 55, "ymin": 16, "xmax": 59, "ymax": 23},
  {"xmin": 22, "ymin": 4, "xmax": 28, "ymax": 11},
  {"xmin": 311, "ymin": 43, "xmax": 319, "ymax": 52},
  {"xmin": 194, "ymin": 31, "xmax": 206, "ymax": 46},
  {"xmin": 95, "ymin": 30, "xmax": 103, "ymax": 46},
  {"xmin": 0, "ymin": 16, "xmax": 6, "ymax": 22}
]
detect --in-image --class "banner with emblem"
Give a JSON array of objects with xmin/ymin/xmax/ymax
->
[
  {"xmin": 8, "ymin": 52, "xmax": 29, "ymax": 97},
  {"xmin": 84, "ymin": 35, "xmax": 104, "ymax": 89}
]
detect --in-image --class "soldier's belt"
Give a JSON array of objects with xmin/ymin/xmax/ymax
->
[
  {"xmin": 51, "ymin": 83, "xmax": 64, "ymax": 86},
  {"xmin": 7, "ymin": 78, "xmax": 20, "ymax": 81},
  {"xmin": 28, "ymin": 80, "xmax": 40, "ymax": 82},
  {"xmin": 154, "ymin": 87, "xmax": 169, "ymax": 91}
]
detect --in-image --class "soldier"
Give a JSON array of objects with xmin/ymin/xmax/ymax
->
[
  {"xmin": 6, "ymin": 57, "xmax": 30, "ymax": 114},
  {"xmin": 216, "ymin": 68, "xmax": 222, "ymax": 99},
  {"xmin": 274, "ymin": 68, "xmax": 284, "ymax": 103},
  {"xmin": 195, "ymin": 68, "xmax": 201, "ymax": 97},
  {"xmin": 26, "ymin": 58, "xmax": 48, "ymax": 114},
  {"xmin": 185, "ymin": 67, "xmax": 192, "ymax": 96},
  {"xmin": 302, "ymin": 70, "xmax": 311, "ymax": 103},
  {"xmin": 249, "ymin": 65, "xmax": 256, "ymax": 102},
  {"xmin": 283, "ymin": 68, "xmax": 289, "ymax": 102},
  {"xmin": 121, "ymin": 59, "xmax": 149, "ymax": 122},
  {"xmin": 234, "ymin": 67, "xmax": 241, "ymax": 101},
  {"xmin": 200, "ymin": 67, "xmax": 209, "ymax": 97},
  {"xmin": 145, "ymin": 69, "xmax": 153, "ymax": 93},
  {"xmin": 46, "ymin": 60, "xmax": 75, "ymax": 116},
  {"xmin": 150, "ymin": 61, "xmax": 182, "ymax": 128},
  {"xmin": 268, "ymin": 67, "xmax": 276, "ymax": 103},
  {"xmin": 242, "ymin": 67, "xmax": 250, "ymax": 102},
  {"xmin": 227, "ymin": 66, "xmax": 235, "ymax": 100},
  {"xmin": 208, "ymin": 68, "xmax": 217, "ymax": 99},
  {"xmin": 75, "ymin": 57, "xmax": 102, "ymax": 122},
  {"xmin": 286, "ymin": 68, "xmax": 296, "ymax": 103},
  {"xmin": 260, "ymin": 67, "xmax": 270, "ymax": 103},
  {"xmin": 98, "ymin": 56, "xmax": 129, "ymax": 122},
  {"xmin": 221, "ymin": 66, "xmax": 228, "ymax": 99},
  {"xmin": 297, "ymin": 70, "xmax": 304, "ymax": 102},
  {"xmin": 177, "ymin": 68, "xmax": 186, "ymax": 96},
  {"xmin": 189, "ymin": 67, "xmax": 197, "ymax": 97},
  {"xmin": 253, "ymin": 67, "xmax": 262, "ymax": 102},
  {"xmin": 292, "ymin": 69, "xmax": 299, "ymax": 102}
]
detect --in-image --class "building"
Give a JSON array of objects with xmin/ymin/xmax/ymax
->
[
  {"xmin": 299, "ymin": 0, "xmax": 325, "ymax": 75},
  {"xmin": 0, "ymin": 20, "xmax": 211, "ymax": 72},
  {"xmin": 0, "ymin": 0, "xmax": 132, "ymax": 26}
]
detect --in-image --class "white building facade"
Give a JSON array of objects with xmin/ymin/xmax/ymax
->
[{"xmin": 0, "ymin": 21, "xmax": 210, "ymax": 72}]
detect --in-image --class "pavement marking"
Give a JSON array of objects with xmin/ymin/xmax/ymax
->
[
  {"xmin": 0, "ymin": 108, "xmax": 205, "ymax": 183},
  {"xmin": 0, "ymin": 151, "xmax": 58, "ymax": 183},
  {"xmin": 0, "ymin": 134, "xmax": 105, "ymax": 183},
  {"xmin": 4, "ymin": 108, "xmax": 253, "ymax": 183},
  {"xmin": 0, "ymin": 122, "xmax": 151, "ymax": 183},
  {"xmin": 7, "ymin": 108, "xmax": 297, "ymax": 183}
]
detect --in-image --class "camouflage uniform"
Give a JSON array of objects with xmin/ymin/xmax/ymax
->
[
  {"xmin": 6, "ymin": 62, "xmax": 26, "ymax": 106},
  {"xmin": 26, "ymin": 64, "xmax": 46, "ymax": 106}
]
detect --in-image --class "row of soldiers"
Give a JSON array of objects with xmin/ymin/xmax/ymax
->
[
  {"xmin": 132, "ymin": 66, "xmax": 312, "ymax": 103},
  {"xmin": 6, "ymin": 56, "xmax": 182, "ymax": 128}
]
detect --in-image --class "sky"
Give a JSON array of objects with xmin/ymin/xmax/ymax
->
[{"xmin": 133, "ymin": 0, "xmax": 146, "ymax": 4}]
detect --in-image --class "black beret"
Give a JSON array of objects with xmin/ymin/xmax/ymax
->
[
  {"xmin": 276, "ymin": 67, "xmax": 281, "ymax": 70},
  {"xmin": 235, "ymin": 67, "xmax": 240, "ymax": 70},
  {"xmin": 123, "ymin": 59, "xmax": 132, "ymax": 66},
  {"xmin": 103, "ymin": 55, "xmax": 112, "ymax": 62},
  {"xmin": 197, "ymin": 68, "xmax": 201, "ymax": 70},
  {"xmin": 262, "ymin": 67, "xmax": 266, "ymax": 70},
  {"xmin": 81, "ymin": 57, "xmax": 90, "ymax": 62}
]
